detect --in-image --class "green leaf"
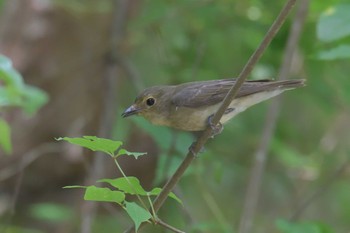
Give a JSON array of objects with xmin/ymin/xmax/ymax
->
[
  {"xmin": 315, "ymin": 44, "xmax": 350, "ymax": 60},
  {"xmin": 0, "ymin": 118, "xmax": 12, "ymax": 154},
  {"xmin": 84, "ymin": 186, "xmax": 125, "ymax": 204},
  {"xmin": 29, "ymin": 203, "xmax": 74, "ymax": 222},
  {"xmin": 317, "ymin": 4, "xmax": 350, "ymax": 42},
  {"xmin": 56, "ymin": 136, "xmax": 122, "ymax": 156},
  {"xmin": 98, "ymin": 177, "xmax": 147, "ymax": 195},
  {"xmin": 116, "ymin": 148, "xmax": 147, "ymax": 159},
  {"xmin": 149, "ymin": 187, "xmax": 182, "ymax": 205},
  {"xmin": 0, "ymin": 54, "xmax": 48, "ymax": 114},
  {"xmin": 124, "ymin": 201, "xmax": 152, "ymax": 232}
]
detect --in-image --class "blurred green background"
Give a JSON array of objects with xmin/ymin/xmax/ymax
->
[{"xmin": 1, "ymin": 0, "xmax": 350, "ymax": 232}]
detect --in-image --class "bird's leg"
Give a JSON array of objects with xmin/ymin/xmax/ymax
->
[{"xmin": 207, "ymin": 114, "xmax": 223, "ymax": 138}]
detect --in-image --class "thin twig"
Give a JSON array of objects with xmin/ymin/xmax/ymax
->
[
  {"xmin": 80, "ymin": 1, "xmax": 131, "ymax": 233},
  {"xmin": 113, "ymin": 159, "xmax": 149, "ymax": 211},
  {"xmin": 156, "ymin": 218, "xmax": 186, "ymax": 233},
  {"xmin": 125, "ymin": 0, "xmax": 296, "ymax": 232},
  {"xmin": 238, "ymin": 1, "xmax": 309, "ymax": 232}
]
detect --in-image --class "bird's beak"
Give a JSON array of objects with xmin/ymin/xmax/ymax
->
[{"xmin": 122, "ymin": 105, "xmax": 140, "ymax": 118}]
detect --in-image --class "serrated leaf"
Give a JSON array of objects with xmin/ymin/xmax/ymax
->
[
  {"xmin": 84, "ymin": 186, "xmax": 125, "ymax": 204},
  {"xmin": 98, "ymin": 177, "xmax": 147, "ymax": 195},
  {"xmin": 56, "ymin": 136, "xmax": 122, "ymax": 156},
  {"xmin": 124, "ymin": 201, "xmax": 152, "ymax": 232},
  {"xmin": 317, "ymin": 4, "xmax": 350, "ymax": 42},
  {"xmin": 149, "ymin": 187, "xmax": 182, "ymax": 205},
  {"xmin": 116, "ymin": 148, "xmax": 147, "ymax": 159},
  {"xmin": 315, "ymin": 45, "xmax": 350, "ymax": 60},
  {"xmin": 0, "ymin": 118, "xmax": 12, "ymax": 155}
]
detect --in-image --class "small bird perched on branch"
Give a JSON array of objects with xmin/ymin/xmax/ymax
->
[{"xmin": 122, "ymin": 78, "xmax": 305, "ymax": 132}]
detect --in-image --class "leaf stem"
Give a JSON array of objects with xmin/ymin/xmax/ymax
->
[
  {"xmin": 114, "ymin": 159, "xmax": 149, "ymax": 212},
  {"xmin": 156, "ymin": 219, "xmax": 185, "ymax": 233}
]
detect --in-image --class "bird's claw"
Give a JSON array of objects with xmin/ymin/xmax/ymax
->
[
  {"xmin": 189, "ymin": 142, "xmax": 205, "ymax": 157},
  {"xmin": 208, "ymin": 115, "xmax": 223, "ymax": 137}
]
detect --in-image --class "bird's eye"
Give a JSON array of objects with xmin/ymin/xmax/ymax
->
[{"xmin": 146, "ymin": 97, "xmax": 155, "ymax": 106}]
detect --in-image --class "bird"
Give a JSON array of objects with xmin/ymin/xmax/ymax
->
[{"xmin": 122, "ymin": 78, "xmax": 305, "ymax": 132}]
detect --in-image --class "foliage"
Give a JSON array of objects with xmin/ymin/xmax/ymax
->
[
  {"xmin": 58, "ymin": 136, "xmax": 181, "ymax": 232},
  {"xmin": 0, "ymin": 54, "xmax": 48, "ymax": 155},
  {"xmin": 315, "ymin": 4, "xmax": 350, "ymax": 60}
]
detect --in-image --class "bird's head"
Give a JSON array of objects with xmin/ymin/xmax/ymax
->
[{"xmin": 122, "ymin": 86, "xmax": 171, "ymax": 119}]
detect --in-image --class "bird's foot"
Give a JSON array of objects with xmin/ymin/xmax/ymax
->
[
  {"xmin": 189, "ymin": 142, "xmax": 205, "ymax": 157},
  {"xmin": 208, "ymin": 115, "xmax": 223, "ymax": 138}
]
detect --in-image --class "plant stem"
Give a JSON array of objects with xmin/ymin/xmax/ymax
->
[
  {"xmin": 156, "ymin": 219, "xmax": 186, "ymax": 233},
  {"xmin": 114, "ymin": 159, "xmax": 149, "ymax": 212}
]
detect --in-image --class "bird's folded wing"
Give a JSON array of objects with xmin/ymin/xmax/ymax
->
[{"xmin": 171, "ymin": 79, "xmax": 276, "ymax": 108}]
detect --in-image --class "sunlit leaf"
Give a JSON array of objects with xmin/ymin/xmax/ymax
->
[
  {"xmin": 84, "ymin": 186, "xmax": 125, "ymax": 204},
  {"xmin": 56, "ymin": 136, "xmax": 122, "ymax": 156},
  {"xmin": 98, "ymin": 177, "xmax": 147, "ymax": 195}
]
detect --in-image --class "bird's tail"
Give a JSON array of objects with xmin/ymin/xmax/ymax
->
[{"xmin": 273, "ymin": 79, "xmax": 306, "ymax": 90}]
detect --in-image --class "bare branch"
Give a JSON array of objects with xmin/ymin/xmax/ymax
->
[{"xmin": 238, "ymin": 1, "xmax": 310, "ymax": 233}]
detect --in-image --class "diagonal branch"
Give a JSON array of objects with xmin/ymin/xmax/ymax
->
[
  {"xmin": 125, "ymin": 0, "xmax": 297, "ymax": 232},
  {"xmin": 238, "ymin": 1, "xmax": 310, "ymax": 233}
]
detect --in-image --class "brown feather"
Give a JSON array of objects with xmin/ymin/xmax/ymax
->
[{"xmin": 171, "ymin": 78, "xmax": 305, "ymax": 108}]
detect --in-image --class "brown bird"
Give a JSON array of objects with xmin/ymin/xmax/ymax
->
[{"xmin": 122, "ymin": 79, "xmax": 305, "ymax": 132}]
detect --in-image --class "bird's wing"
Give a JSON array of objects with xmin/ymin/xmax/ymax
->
[{"xmin": 171, "ymin": 79, "xmax": 277, "ymax": 108}]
